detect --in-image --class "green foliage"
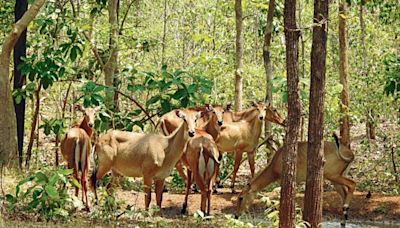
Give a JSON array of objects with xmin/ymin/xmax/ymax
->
[
  {"xmin": 39, "ymin": 118, "xmax": 66, "ymax": 137},
  {"xmin": 127, "ymin": 65, "xmax": 212, "ymax": 115},
  {"xmin": 383, "ymin": 54, "xmax": 400, "ymax": 99},
  {"xmin": 1, "ymin": 168, "xmax": 78, "ymax": 221}
]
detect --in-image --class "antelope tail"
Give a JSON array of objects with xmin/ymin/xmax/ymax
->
[
  {"xmin": 198, "ymin": 146, "xmax": 206, "ymax": 179},
  {"xmin": 74, "ymin": 139, "xmax": 81, "ymax": 172},
  {"xmin": 90, "ymin": 144, "xmax": 98, "ymax": 189}
]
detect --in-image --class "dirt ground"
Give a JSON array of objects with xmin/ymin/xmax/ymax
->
[{"xmin": 116, "ymin": 188, "xmax": 400, "ymax": 222}]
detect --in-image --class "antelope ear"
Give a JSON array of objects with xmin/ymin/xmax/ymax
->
[
  {"xmin": 175, "ymin": 110, "xmax": 183, "ymax": 118},
  {"xmin": 251, "ymin": 100, "xmax": 258, "ymax": 107},
  {"xmin": 205, "ymin": 103, "xmax": 214, "ymax": 112},
  {"xmin": 74, "ymin": 104, "xmax": 84, "ymax": 112},
  {"xmin": 332, "ymin": 132, "xmax": 340, "ymax": 148},
  {"xmin": 197, "ymin": 111, "xmax": 202, "ymax": 119},
  {"xmin": 225, "ymin": 103, "xmax": 233, "ymax": 111},
  {"xmin": 94, "ymin": 106, "xmax": 101, "ymax": 112}
]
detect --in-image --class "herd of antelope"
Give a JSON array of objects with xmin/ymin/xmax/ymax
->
[{"xmin": 60, "ymin": 101, "xmax": 355, "ymax": 224}]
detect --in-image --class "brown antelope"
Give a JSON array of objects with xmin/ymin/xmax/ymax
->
[
  {"xmin": 236, "ymin": 133, "xmax": 356, "ymax": 225},
  {"xmin": 60, "ymin": 105, "xmax": 98, "ymax": 210},
  {"xmin": 180, "ymin": 129, "xmax": 221, "ymax": 215},
  {"xmin": 215, "ymin": 101, "xmax": 285, "ymax": 193},
  {"xmin": 159, "ymin": 105, "xmax": 225, "ymax": 181},
  {"xmin": 91, "ymin": 109, "xmax": 201, "ymax": 210}
]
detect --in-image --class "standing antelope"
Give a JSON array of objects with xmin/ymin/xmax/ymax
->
[
  {"xmin": 236, "ymin": 133, "xmax": 356, "ymax": 225},
  {"xmin": 215, "ymin": 101, "xmax": 285, "ymax": 193},
  {"xmin": 159, "ymin": 105, "xmax": 225, "ymax": 182},
  {"xmin": 60, "ymin": 105, "xmax": 98, "ymax": 210},
  {"xmin": 180, "ymin": 129, "xmax": 221, "ymax": 215},
  {"xmin": 91, "ymin": 109, "xmax": 201, "ymax": 210}
]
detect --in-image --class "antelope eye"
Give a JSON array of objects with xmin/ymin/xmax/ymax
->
[
  {"xmin": 239, "ymin": 197, "xmax": 243, "ymax": 201},
  {"xmin": 273, "ymin": 109, "xmax": 277, "ymax": 112}
]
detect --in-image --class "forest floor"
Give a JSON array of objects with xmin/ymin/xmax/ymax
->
[{"xmin": 115, "ymin": 187, "xmax": 400, "ymax": 221}]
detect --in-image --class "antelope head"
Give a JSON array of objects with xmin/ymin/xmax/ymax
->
[
  {"xmin": 265, "ymin": 103, "xmax": 286, "ymax": 127},
  {"xmin": 75, "ymin": 105, "xmax": 100, "ymax": 129},
  {"xmin": 211, "ymin": 105, "xmax": 226, "ymax": 127},
  {"xmin": 175, "ymin": 109, "xmax": 201, "ymax": 138},
  {"xmin": 235, "ymin": 183, "xmax": 255, "ymax": 218},
  {"xmin": 250, "ymin": 100, "xmax": 267, "ymax": 121}
]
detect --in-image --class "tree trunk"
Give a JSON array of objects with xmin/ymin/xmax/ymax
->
[
  {"xmin": 279, "ymin": 0, "xmax": 301, "ymax": 227},
  {"xmin": 25, "ymin": 83, "xmax": 41, "ymax": 168},
  {"xmin": 339, "ymin": 0, "xmax": 351, "ymax": 148},
  {"xmin": 263, "ymin": 0, "xmax": 276, "ymax": 138},
  {"xmin": 359, "ymin": 0, "xmax": 375, "ymax": 140},
  {"xmin": 104, "ymin": 0, "xmax": 119, "ymax": 110},
  {"xmin": 161, "ymin": 0, "xmax": 168, "ymax": 65},
  {"xmin": 13, "ymin": 0, "xmax": 28, "ymax": 169},
  {"xmin": 234, "ymin": 0, "xmax": 243, "ymax": 112},
  {"xmin": 303, "ymin": 0, "xmax": 329, "ymax": 227},
  {"xmin": 0, "ymin": 0, "xmax": 46, "ymax": 166}
]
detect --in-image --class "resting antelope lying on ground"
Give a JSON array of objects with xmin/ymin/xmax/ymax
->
[
  {"xmin": 180, "ymin": 129, "xmax": 221, "ymax": 215},
  {"xmin": 91, "ymin": 109, "xmax": 201, "ymax": 210},
  {"xmin": 236, "ymin": 133, "xmax": 355, "ymax": 225},
  {"xmin": 215, "ymin": 101, "xmax": 285, "ymax": 192},
  {"xmin": 60, "ymin": 105, "xmax": 98, "ymax": 210},
  {"xmin": 159, "ymin": 105, "xmax": 225, "ymax": 181}
]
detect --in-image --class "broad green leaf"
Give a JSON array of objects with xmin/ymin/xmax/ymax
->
[{"xmin": 45, "ymin": 185, "xmax": 59, "ymax": 199}]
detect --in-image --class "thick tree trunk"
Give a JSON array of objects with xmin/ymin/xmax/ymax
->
[
  {"xmin": 13, "ymin": 0, "xmax": 28, "ymax": 169},
  {"xmin": 0, "ymin": 0, "xmax": 46, "ymax": 166},
  {"xmin": 234, "ymin": 0, "xmax": 243, "ymax": 112},
  {"xmin": 279, "ymin": 0, "xmax": 301, "ymax": 227},
  {"xmin": 303, "ymin": 0, "xmax": 329, "ymax": 227},
  {"xmin": 339, "ymin": 0, "xmax": 351, "ymax": 148},
  {"xmin": 263, "ymin": 0, "xmax": 275, "ymax": 138},
  {"xmin": 104, "ymin": 0, "xmax": 119, "ymax": 110}
]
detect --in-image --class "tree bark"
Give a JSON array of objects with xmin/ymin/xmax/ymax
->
[
  {"xmin": 161, "ymin": 0, "xmax": 168, "ymax": 65},
  {"xmin": 263, "ymin": 0, "xmax": 276, "ymax": 138},
  {"xmin": 303, "ymin": 0, "xmax": 329, "ymax": 227},
  {"xmin": 0, "ymin": 0, "xmax": 46, "ymax": 166},
  {"xmin": 104, "ymin": 0, "xmax": 119, "ymax": 110},
  {"xmin": 359, "ymin": 1, "xmax": 375, "ymax": 140},
  {"xmin": 13, "ymin": 0, "xmax": 28, "ymax": 169},
  {"xmin": 25, "ymin": 83, "xmax": 41, "ymax": 168},
  {"xmin": 279, "ymin": 0, "xmax": 301, "ymax": 227},
  {"xmin": 234, "ymin": 0, "xmax": 243, "ymax": 112},
  {"xmin": 339, "ymin": 0, "xmax": 350, "ymax": 148}
]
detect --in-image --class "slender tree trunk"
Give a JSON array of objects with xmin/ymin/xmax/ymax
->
[
  {"xmin": 161, "ymin": 0, "xmax": 168, "ymax": 65},
  {"xmin": 339, "ymin": 0, "xmax": 350, "ymax": 147},
  {"xmin": 25, "ymin": 83, "xmax": 41, "ymax": 168},
  {"xmin": 303, "ymin": 0, "xmax": 329, "ymax": 227},
  {"xmin": 104, "ymin": 0, "xmax": 119, "ymax": 110},
  {"xmin": 13, "ymin": 0, "xmax": 28, "ymax": 169},
  {"xmin": 263, "ymin": 0, "xmax": 276, "ymax": 138},
  {"xmin": 0, "ymin": 0, "xmax": 46, "ymax": 166},
  {"xmin": 234, "ymin": 0, "xmax": 243, "ymax": 112},
  {"xmin": 279, "ymin": 0, "xmax": 301, "ymax": 227},
  {"xmin": 359, "ymin": 0, "xmax": 375, "ymax": 140}
]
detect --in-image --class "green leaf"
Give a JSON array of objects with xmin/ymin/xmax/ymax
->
[
  {"xmin": 5, "ymin": 194, "xmax": 16, "ymax": 204},
  {"xmin": 58, "ymin": 168, "xmax": 73, "ymax": 176},
  {"xmin": 146, "ymin": 95, "xmax": 160, "ymax": 106},
  {"xmin": 171, "ymin": 89, "xmax": 187, "ymax": 100},
  {"xmin": 48, "ymin": 173, "xmax": 59, "ymax": 186},
  {"xmin": 187, "ymin": 84, "xmax": 197, "ymax": 94},
  {"xmin": 160, "ymin": 99, "xmax": 171, "ymax": 112},
  {"xmin": 70, "ymin": 46, "xmax": 78, "ymax": 61},
  {"xmin": 35, "ymin": 172, "xmax": 48, "ymax": 185},
  {"xmin": 45, "ymin": 185, "xmax": 59, "ymax": 199},
  {"xmin": 71, "ymin": 178, "xmax": 82, "ymax": 189}
]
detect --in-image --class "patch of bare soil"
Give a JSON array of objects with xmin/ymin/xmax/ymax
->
[{"xmin": 116, "ymin": 189, "xmax": 400, "ymax": 221}]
